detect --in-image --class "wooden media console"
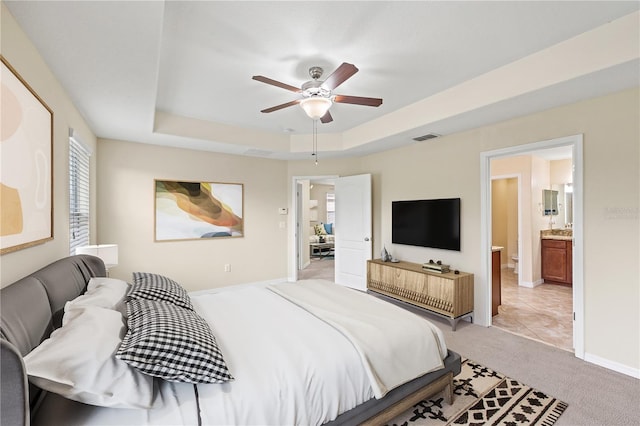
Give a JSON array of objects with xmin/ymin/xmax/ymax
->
[{"xmin": 367, "ymin": 259, "xmax": 474, "ymax": 330}]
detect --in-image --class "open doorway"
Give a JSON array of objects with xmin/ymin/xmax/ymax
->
[
  {"xmin": 481, "ymin": 134, "xmax": 584, "ymax": 359},
  {"xmin": 292, "ymin": 176, "xmax": 336, "ymax": 281},
  {"xmin": 490, "ymin": 167, "xmax": 573, "ymax": 352},
  {"xmin": 290, "ymin": 173, "xmax": 372, "ymax": 289},
  {"xmin": 299, "ymin": 178, "xmax": 336, "ymax": 281}
]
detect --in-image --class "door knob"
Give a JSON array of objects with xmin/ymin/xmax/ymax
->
[{"xmin": 364, "ymin": 237, "xmax": 370, "ymax": 241}]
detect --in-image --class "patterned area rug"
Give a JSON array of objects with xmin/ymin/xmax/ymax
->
[{"xmin": 387, "ymin": 359, "xmax": 568, "ymax": 426}]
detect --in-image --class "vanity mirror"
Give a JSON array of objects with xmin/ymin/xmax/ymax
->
[{"xmin": 542, "ymin": 189, "xmax": 558, "ymax": 216}]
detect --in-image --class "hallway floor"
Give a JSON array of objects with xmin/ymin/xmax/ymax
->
[
  {"xmin": 298, "ymin": 257, "xmax": 334, "ymax": 281},
  {"xmin": 492, "ymin": 268, "xmax": 573, "ymax": 352}
]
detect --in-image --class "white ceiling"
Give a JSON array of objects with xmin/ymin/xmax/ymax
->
[{"xmin": 5, "ymin": 1, "xmax": 639, "ymax": 160}]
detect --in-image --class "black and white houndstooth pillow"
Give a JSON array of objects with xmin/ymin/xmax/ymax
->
[
  {"xmin": 116, "ymin": 299, "xmax": 233, "ymax": 384},
  {"xmin": 128, "ymin": 272, "xmax": 194, "ymax": 311}
]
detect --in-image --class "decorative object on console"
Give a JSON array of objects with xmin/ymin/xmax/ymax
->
[
  {"xmin": 155, "ymin": 180, "xmax": 243, "ymax": 241},
  {"xmin": 75, "ymin": 244, "xmax": 119, "ymax": 270},
  {"xmin": 422, "ymin": 259, "xmax": 450, "ymax": 274},
  {"xmin": 0, "ymin": 56, "xmax": 54, "ymax": 255},
  {"xmin": 381, "ymin": 246, "xmax": 391, "ymax": 262}
]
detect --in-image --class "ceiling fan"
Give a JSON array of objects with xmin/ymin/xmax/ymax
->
[{"xmin": 252, "ymin": 62, "xmax": 383, "ymax": 124}]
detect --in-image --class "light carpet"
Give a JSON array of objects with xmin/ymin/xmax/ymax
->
[{"xmin": 387, "ymin": 358, "xmax": 567, "ymax": 426}]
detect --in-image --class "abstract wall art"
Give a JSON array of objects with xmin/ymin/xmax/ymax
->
[
  {"xmin": 155, "ymin": 180, "xmax": 244, "ymax": 241},
  {"xmin": 1, "ymin": 56, "xmax": 53, "ymax": 255}
]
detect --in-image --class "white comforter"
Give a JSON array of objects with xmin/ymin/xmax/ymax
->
[
  {"xmin": 48, "ymin": 281, "xmax": 448, "ymax": 425},
  {"xmin": 192, "ymin": 283, "xmax": 374, "ymax": 425},
  {"xmin": 269, "ymin": 280, "xmax": 447, "ymax": 398}
]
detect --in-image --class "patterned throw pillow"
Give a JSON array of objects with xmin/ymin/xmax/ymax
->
[
  {"xmin": 128, "ymin": 272, "xmax": 193, "ymax": 311},
  {"xmin": 314, "ymin": 224, "xmax": 327, "ymax": 236},
  {"xmin": 116, "ymin": 299, "xmax": 233, "ymax": 384}
]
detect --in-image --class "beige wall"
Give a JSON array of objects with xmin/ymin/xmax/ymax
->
[
  {"xmin": 491, "ymin": 180, "xmax": 508, "ymax": 250},
  {"xmin": 491, "ymin": 178, "xmax": 518, "ymax": 268},
  {"xmin": 310, "ymin": 184, "xmax": 334, "ymax": 226},
  {"xmin": 96, "ymin": 139, "xmax": 289, "ymax": 291},
  {"xmin": 0, "ymin": 4, "xmax": 98, "ymax": 287},
  {"xmin": 337, "ymin": 88, "xmax": 637, "ymax": 373},
  {"xmin": 551, "ymin": 158, "xmax": 572, "ymax": 184}
]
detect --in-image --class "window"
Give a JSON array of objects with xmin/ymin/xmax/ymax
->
[
  {"xmin": 69, "ymin": 130, "xmax": 91, "ymax": 255},
  {"xmin": 326, "ymin": 193, "xmax": 335, "ymax": 224}
]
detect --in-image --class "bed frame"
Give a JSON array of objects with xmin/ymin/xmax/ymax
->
[{"xmin": 0, "ymin": 255, "xmax": 460, "ymax": 426}]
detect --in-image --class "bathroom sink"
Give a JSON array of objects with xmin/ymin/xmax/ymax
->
[{"xmin": 540, "ymin": 229, "xmax": 573, "ymax": 240}]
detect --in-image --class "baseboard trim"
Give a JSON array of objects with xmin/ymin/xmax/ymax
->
[
  {"xmin": 584, "ymin": 352, "xmax": 640, "ymax": 379},
  {"xmin": 519, "ymin": 279, "xmax": 544, "ymax": 288}
]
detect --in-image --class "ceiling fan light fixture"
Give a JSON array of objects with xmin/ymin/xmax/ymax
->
[{"xmin": 300, "ymin": 97, "xmax": 332, "ymax": 120}]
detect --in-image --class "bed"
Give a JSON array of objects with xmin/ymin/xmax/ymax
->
[{"xmin": 1, "ymin": 255, "xmax": 461, "ymax": 426}]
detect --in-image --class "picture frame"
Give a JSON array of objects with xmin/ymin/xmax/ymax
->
[
  {"xmin": 155, "ymin": 180, "xmax": 244, "ymax": 242},
  {"xmin": 1, "ymin": 56, "xmax": 54, "ymax": 255}
]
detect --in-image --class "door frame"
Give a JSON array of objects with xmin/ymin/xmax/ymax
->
[
  {"xmin": 289, "ymin": 175, "xmax": 338, "ymax": 282},
  {"xmin": 480, "ymin": 134, "xmax": 584, "ymax": 359}
]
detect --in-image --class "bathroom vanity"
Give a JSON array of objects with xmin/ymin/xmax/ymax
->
[{"xmin": 541, "ymin": 230, "xmax": 573, "ymax": 285}]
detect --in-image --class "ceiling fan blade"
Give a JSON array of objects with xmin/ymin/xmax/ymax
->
[
  {"xmin": 320, "ymin": 110, "xmax": 333, "ymax": 124},
  {"xmin": 333, "ymin": 95, "xmax": 383, "ymax": 107},
  {"xmin": 260, "ymin": 99, "xmax": 301, "ymax": 113},
  {"xmin": 322, "ymin": 63, "xmax": 358, "ymax": 90},
  {"xmin": 252, "ymin": 75, "xmax": 302, "ymax": 93}
]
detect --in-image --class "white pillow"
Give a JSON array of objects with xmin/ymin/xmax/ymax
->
[
  {"xmin": 64, "ymin": 277, "xmax": 129, "ymax": 322},
  {"xmin": 24, "ymin": 306, "xmax": 155, "ymax": 409}
]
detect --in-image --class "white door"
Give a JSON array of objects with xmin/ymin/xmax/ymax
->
[{"xmin": 334, "ymin": 174, "xmax": 372, "ymax": 290}]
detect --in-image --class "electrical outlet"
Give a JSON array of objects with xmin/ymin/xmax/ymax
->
[{"xmin": 224, "ymin": 264, "xmax": 231, "ymax": 272}]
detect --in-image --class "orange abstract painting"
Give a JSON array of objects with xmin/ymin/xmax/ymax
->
[{"xmin": 155, "ymin": 180, "xmax": 243, "ymax": 241}]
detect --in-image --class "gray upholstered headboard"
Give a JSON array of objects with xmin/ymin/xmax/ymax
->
[{"xmin": 1, "ymin": 255, "xmax": 106, "ymax": 426}]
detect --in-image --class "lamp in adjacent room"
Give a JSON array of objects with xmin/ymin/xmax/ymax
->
[{"xmin": 75, "ymin": 244, "xmax": 119, "ymax": 272}]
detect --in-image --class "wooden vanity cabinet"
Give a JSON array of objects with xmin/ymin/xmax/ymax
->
[{"xmin": 541, "ymin": 239, "xmax": 572, "ymax": 285}]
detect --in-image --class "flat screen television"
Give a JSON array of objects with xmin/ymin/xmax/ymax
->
[{"xmin": 392, "ymin": 198, "xmax": 461, "ymax": 251}]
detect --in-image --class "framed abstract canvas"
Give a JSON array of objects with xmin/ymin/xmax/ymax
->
[
  {"xmin": 155, "ymin": 180, "xmax": 244, "ymax": 241},
  {"xmin": 1, "ymin": 56, "xmax": 54, "ymax": 255}
]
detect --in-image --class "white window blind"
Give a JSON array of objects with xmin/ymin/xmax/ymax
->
[{"xmin": 69, "ymin": 130, "xmax": 91, "ymax": 255}]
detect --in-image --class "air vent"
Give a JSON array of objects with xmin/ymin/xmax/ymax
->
[{"xmin": 413, "ymin": 133, "xmax": 441, "ymax": 142}]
